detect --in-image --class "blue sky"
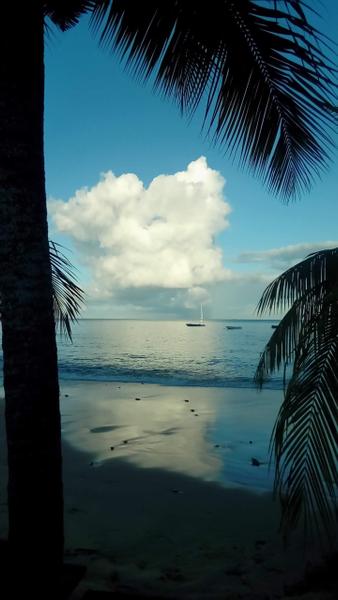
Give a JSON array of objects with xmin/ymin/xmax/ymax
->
[{"xmin": 45, "ymin": 3, "xmax": 338, "ymax": 319}]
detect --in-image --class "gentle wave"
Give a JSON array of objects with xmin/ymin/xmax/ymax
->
[{"xmin": 58, "ymin": 362, "xmax": 284, "ymax": 390}]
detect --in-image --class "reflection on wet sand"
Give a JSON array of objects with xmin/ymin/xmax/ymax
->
[
  {"xmin": 0, "ymin": 384, "xmax": 331, "ymax": 599},
  {"xmin": 61, "ymin": 381, "xmax": 282, "ymax": 491}
]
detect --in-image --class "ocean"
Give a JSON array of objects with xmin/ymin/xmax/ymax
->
[
  {"xmin": 0, "ymin": 319, "xmax": 285, "ymax": 494},
  {"xmin": 56, "ymin": 319, "xmax": 283, "ymax": 389}
]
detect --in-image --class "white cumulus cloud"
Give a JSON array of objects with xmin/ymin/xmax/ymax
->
[{"xmin": 49, "ymin": 157, "xmax": 233, "ymax": 311}]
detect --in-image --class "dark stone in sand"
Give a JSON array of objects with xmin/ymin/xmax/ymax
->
[
  {"xmin": 251, "ymin": 457, "xmax": 261, "ymax": 466},
  {"xmin": 194, "ymin": 413, "xmax": 199, "ymax": 416},
  {"xmin": 90, "ymin": 425, "xmax": 121, "ymax": 434},
  {"xmin": 184, "ymin": 399, "xmax": 189, "ymax": 402},
  {"xmin": 110, "ymin": 446, "xmax": 115, "ymax": 451},
  {"xmin": 161, "ymin": 427, "xmax": 179, "ymax": 435},
  {"xmin": 135, "ymin": 397, "xmax": 141, "ymax": 401},
  {"xmin": 82, "ymin": 590, "xmax": 140, "ymax": 600},
  {"xmin": 252, "ymin": 553, "xmax": 264, "ymax": 564},
  {"xmin": 74, "ymin": 548, "xmax": 99, "ymax": 556},
  {"xmin": 161, "ymin": 566, "xmax": 185, "ymax": 582},
  {"xmin": 65, "ymin": 394, "xmax": 69, "ymax": 397},
  {"xmin": 249, "ymin": 440, "xmax": 253, "ymax": 444},
  {"xmin": 225, "ymin": 563, "xmax": 247, "ymax": 576},
  {"xmin": 214, "ymin": 444, "xmax": 220, "ymax": 448},
  {"xmin": 190, "ymin": 409, "xmax": 195, "ymax": 412},
  {"xmin": 123, "ymin": 440, "xmax": 128, "ymax": 444},
  {"xmin": 82, "ymin": 591, "xmax": 152, "ymax": 599},
  {"xmin": 68, "ymin": 507, "xmax": 82, "ymax": 514}
]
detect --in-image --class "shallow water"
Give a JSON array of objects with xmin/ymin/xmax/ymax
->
[{"xmin": 56, "ymin": 319, "xmax": 282, "ymax": 389}]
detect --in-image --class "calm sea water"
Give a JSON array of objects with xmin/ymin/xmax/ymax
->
[
  {"xmin": 56, "ymin": 319, "xmax": 283, "ymax": 389},
  {"xmin": 0, "ymin": 319, "xmax": 284, "ymax": 493}
]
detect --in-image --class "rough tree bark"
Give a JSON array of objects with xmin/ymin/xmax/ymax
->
[{"xmin": 0, "ymin": 3, "xmax": 64, "ymax": 592}]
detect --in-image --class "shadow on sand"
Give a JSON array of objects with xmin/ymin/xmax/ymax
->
[
  {"xmin": 60, "ymin": 439, "xmax": 333, "ymax": 598},
  {"xmin": 0, "ymin": 412, "xmax": 336, "ymax": 598}
]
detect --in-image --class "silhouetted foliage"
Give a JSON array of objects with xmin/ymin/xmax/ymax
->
[
  {"xmin": 49, "ymin": 241, "xmax": 84, "ymax": 340},
  {"xmin": 256, "ymin": 248, "xmax": 338, "ymax": 538},
  {"xmin": 87, "ymin": 0, "xmax": 336, "ymax": 199}
]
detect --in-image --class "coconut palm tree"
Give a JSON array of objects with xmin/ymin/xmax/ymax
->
[
  {"xmin": 0, "ymin": 239, "xmax": 82, "ymax": 591},
  {"xmin": 255, "ymin": 248, "xmax": 338, "ymax": 539},
  {"xmin": 0, "ymin": 0, "xmax": 335, "ymax": 591}
]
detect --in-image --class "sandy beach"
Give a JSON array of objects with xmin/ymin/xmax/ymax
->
[{"xmin": 0, "ymin": 382, "xmax": 335, "ymax": 598}]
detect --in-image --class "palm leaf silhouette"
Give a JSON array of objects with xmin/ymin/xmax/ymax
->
[
  {"xmin": 86, "ymin": 0, "xmax": 337, "ymax": 200},
  {"xmin": 49, "ymin": 241, "xmax": 84, "ymax": 341},
  {"xmin": 255, "ymin": 248, "xmax": 338, "ymax": 536}
]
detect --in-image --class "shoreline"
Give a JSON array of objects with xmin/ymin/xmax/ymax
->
[
  {"xmin": 57, "ymin": 375, "xmax": 285, "ymax": 391},
  {"xmin": 0, "ymin": 381, "xmax": 334, "ymax": 597}
]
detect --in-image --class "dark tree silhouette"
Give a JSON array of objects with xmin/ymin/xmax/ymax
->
[
  {"xmin": 0, "ymin": 0, "xmax": 335, "ymax": 591},
  {"xmin": 255, "ymin": 248, "xmax": 338, "ymax": 539}
]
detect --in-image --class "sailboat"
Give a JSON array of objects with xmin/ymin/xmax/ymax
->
[{"xmin": 186, "ymin": 304, "xmax": 206, "ymax": 327}]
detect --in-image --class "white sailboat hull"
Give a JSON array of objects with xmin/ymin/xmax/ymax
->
[{"xmin": 186, "ymin": 304, "xmax": 206, "ymax": 327}]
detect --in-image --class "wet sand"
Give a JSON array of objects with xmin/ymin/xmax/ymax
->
[{"xmin": 0, "ymin": 382, "xmax": 334, "ymax": 598}]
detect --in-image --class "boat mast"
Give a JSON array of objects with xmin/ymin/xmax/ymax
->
[{"xmin": 200, "ymin": 303, "xmax": 204, "ymax": 324}]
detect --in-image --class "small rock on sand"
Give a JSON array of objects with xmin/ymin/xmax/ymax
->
[
  {"xmin": 225, "ymin": 563, "xmax": 247, "ymax": 576},
  {"xmin": 160, "ymin": 567, "xmax": 185, "ymax": 582}
]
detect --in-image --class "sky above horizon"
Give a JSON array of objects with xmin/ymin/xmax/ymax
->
[{"xmin": 45, "ymin": 2, "xmax": 338, "ymax": 319}]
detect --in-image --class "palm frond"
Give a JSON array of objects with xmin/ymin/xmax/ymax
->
[
  {"xmin": 90, "ymin": 0, "xmax": 337, "ymax": 200},
  {"xmin": 49, "ymin": 241, "xmax": 84, "ymax": 341},
  {"xmin": 272, "ymin": 306, "xmax": 338, "ymax": 537},
  {"xmin": 256, "ymin": 247, "xmax": 338, "ymax": 386},
  {"xmin": 44, "ymin": 1, "xmax": 96, "ymax": 30},
  {"xmin": 255, "ymin": 297, "xmax": 305, "ymax": 388},
  {"xmin": 257, "ymin": 247, "xmax": 338, "ymax": 315},
  {"xmin": 255, "ymin": 247, "xmax": 338, "ymax": 537}
]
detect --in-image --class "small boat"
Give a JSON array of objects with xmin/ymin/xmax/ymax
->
[
  {"xmin": 226, "ymin": 325, "xmax": 242, "ymax": 330},
  {"xmin": 186, "ymin": 304, "xmax": 206, "ymax": 327}
]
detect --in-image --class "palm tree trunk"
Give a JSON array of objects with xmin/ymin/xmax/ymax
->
[{"xmin": 0, "ymin": 4, "xmax": 63, "ymax": 590}]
